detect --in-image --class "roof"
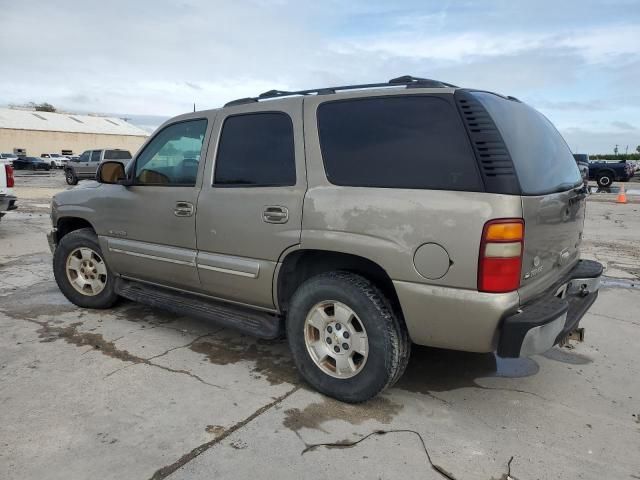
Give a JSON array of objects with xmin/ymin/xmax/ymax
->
[{"xmin": 0, "ymin": 107, "xmax": 149, "ymax": 137}]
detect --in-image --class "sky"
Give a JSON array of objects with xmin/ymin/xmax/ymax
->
[{"xmin": 1, "ymin": 0, "xmax": 639, "ymax": 154}]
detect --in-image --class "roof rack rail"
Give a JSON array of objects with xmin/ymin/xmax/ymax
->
[{"xmin": 223, "ymin": 75, "xmax": 458, "ymax": 107}]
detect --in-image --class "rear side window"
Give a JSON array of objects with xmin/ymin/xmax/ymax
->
[
  {"xmin": 214, "ymin": 112, "xmax": 296, "ymax": 187},
  {"xmin": 317, "ymin": 96, "xmax": 482, "ymax": 190},
  {"xmin": 105, "ymin": 150, "xmax": 132, "ymax": 160},
  {"xmin": 472, "ymin": 92, "xmax": 582, "ymax": 195}
]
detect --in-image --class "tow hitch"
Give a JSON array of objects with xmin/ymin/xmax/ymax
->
[{"xmin": 559, "ymin": 327, "xmax": 585, "ymax": 347}]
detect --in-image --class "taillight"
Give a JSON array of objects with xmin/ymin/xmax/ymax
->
[
  {"xmin": 478, "ymin": 218, "xmax": 524, "ymax": 293},
  {"xmin": 5, "ymin": 164, "xmax": 14, "ymax": 188}
]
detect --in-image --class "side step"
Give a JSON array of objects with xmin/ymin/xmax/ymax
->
[{"xmin": 114, "ymin": 278, "xmax": 283, "ymax": 339}]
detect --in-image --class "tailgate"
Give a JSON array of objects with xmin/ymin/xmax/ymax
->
[
  {"xmin": 0, "ymin": 160, "xmax": 7, "ymax": 195},
  {"xmin": 519, "ymin": 189, "xmax": 586, "ymax": 303}
]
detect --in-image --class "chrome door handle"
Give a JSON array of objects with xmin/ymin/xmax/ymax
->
[
  {"xmin": 263, "ymin": 206, "xmax": 289, "ymax": 224},
  {"xmin": 174, "ymin": 201, "xmax": 194, "ymax": 217}
]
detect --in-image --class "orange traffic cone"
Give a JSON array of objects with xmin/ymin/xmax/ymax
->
[{"xmin": 616, "ymin": 185, "xmax": 627, "ymax": 204}]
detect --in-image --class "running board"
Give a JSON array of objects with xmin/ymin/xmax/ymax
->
[{"xmin": 114, "ymin": 278, "xmax": 283, "ymax": 339}]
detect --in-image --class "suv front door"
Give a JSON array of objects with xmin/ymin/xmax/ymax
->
[
  {"xmin": 195, "ymin": 99, "xmax": 306, "ymax": 309},
  {"xmin": 74, "ymin": 150, "xmax": 91, "ymax": 176},
  {"xmin": 99, "ymin": 116, "xmax": 213, "ymax": 289}
]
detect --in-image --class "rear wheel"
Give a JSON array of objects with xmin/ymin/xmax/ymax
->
[
  {"xmin": 287, "ymin": 271, "xmax": 410, "ymax": 403},
  {"xmin": 597, "ymin": 172, "xmax": 613, "ymax": 188},
  {"xmin": 53, "ymin": 228, "xmax": 118, "ymax": 309},
  {"xmin": 65, "ymin": 169, "xmax": 78, "ymax": 185}
]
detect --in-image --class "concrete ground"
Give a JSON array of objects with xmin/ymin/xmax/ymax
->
[{"xmin": 1, "ymin": 171, "xmax": 639, "ymax": 480}]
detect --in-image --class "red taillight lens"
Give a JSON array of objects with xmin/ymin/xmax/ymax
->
[
  {"xmin": 478, "ymin": 218, "xmax": 524, "ymax": 293},
  {"xmin": 5, "ymin": 164, "xmax": 14, "ymax": 188}
]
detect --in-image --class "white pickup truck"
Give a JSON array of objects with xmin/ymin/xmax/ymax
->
[{"xmin": 0, "ymin": 159, "xmax": 17, "ymax": 222}]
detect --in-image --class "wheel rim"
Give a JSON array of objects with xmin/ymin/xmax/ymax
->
[
  {"xmin": 304, "ymin": 301, "xmax": 369, "ymax": 379},
  {"xmin": 65, "ymin": 247, "xmax": 108, "ymax": 296},
  {"xmin": 67, "ymin": 172, "xmax": 73, "ymax": 182},
  {"xmin": 600, "ymin": 176, "xmax": 611, "ymax": 186}
]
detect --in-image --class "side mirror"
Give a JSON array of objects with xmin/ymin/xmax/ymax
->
[{"xmin": 97, "ymin": 161, "xmax": 126, "ymax": 184}]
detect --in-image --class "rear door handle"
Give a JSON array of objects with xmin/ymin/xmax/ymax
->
[
  {"xmin": 174, "ymin": 201, "xmax": 194, "ymax": 217},
  {"xmin": 263, "ymin": 206, "xmax": 289, "ymax": 224}
]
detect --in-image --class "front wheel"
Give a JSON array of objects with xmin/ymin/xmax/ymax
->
[
  {"xmin": 287, "ymin": 271, "xmax": 410, "ymax": 403},
  {"xmin": 65, "ymin": 169, "xmax": 78, "ymax": 185},
  {"xmin": 53, "ymin": 228, "xmax": 119, "ymax": 309}
]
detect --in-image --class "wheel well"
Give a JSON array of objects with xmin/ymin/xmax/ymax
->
[
  {"xmin": 597, "ymin": 169, "xmax": 614, "ymax": 177},
  {"xmin": 276, "ymin": 250, "xmax": 401, "ymax": 315},
  {"xmin": 56, "ymin": 217, "xmax": 94, "ymax": 241}
]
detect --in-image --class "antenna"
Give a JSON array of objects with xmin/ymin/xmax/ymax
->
[{"xmin": 193, "ymin": 103, "xmax": 196, "ymax": 113}]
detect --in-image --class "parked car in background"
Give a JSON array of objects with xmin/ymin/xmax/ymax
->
[
  {"xmin": 41, "ymin": 153, "xmax": 70, "ymax": 169},
  {"xmin": 64, "ymin": 149, "xmax": 132, "ymax": 185},
  {"xmin": 588, "ymin": 159, "xmax": 634, "ymax": 188},
  {"xmin": 48, "ymin": 76, "xmax": 602, "ymax": 403},
  {"xmin": 12, "ymin": 156, "xmax": 51, "ymax": 171},
  {"xmin": 573, "ymin": 154, "xmax": 590, "ymax": 189},
  {"xmin": 0, "ymin": 153, "xmax": 19, "ymax": 162},
  {"xmin": 0, "ymin": 157, "xmax": 17, "ymax": 222}
]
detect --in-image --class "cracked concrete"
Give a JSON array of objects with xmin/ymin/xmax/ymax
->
[{"xmin": 1, "ymin": 175, "xmax": 639, "ymax": 479}]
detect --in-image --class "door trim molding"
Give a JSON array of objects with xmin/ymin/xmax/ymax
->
[
  {"xmin": 196, "ymin": 263, "xmax": 258, "ymax": 278},
  {"xmin": 109, "ymin": 248, "xmax": 195, "ymax": 267},
  {"xmin": 197, "ymin": 251, "xmax": 261, "ymax": 278}
]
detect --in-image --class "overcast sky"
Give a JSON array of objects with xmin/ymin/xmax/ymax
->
[{"xmin": 1, "ymin": 0, "xmax": 638, "ymax": 153}]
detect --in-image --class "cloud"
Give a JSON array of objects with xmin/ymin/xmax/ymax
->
[
  {"xmin": 0, "ymin": 0, "xmax": 638, "ymax": 153},
  {"xmin": 611, "ymin": 121, "xmax": 636, "ymax": 130}
]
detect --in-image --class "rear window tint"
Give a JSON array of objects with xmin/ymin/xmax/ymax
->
[
  {"xmin": 317, "ymin": 96, "xmax": 482, "ymax": 190},
  {"xmin": 472, "ymin": 92, "xmax": 582, "ymax": 195},
  {"xmin": 105, "ymin": 150, "xmax": 132, "ymax": 160}
]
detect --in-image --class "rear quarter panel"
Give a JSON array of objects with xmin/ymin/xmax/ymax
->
[{"xmin": 301, "ymin": 90, "xmax": 523, "ymax": 290}]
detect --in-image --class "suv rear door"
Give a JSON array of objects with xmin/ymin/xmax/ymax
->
[
  {"xmin": 470, "ymin": 92, "xmax": 585, "ymax": 302},
  {"xmin": 194, "ymin": 99, "xmax": 305, "ymax": 309}
]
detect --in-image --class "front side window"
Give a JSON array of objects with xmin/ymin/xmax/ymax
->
[
  {"xmin": 90, "ymin": 151, "xmax": 101, "ymax": 162},
  {"xmin": 134, "ymin": 119, "xmax": 208, "ymax": 186},
  {"xmin": 317, "ymin": 96, "xmax": 482, "ymax": 190},
  {"xmin": 78, "ymin": 151, "xmax": 89, "ymax": 162},
  {"xmin": 214, "ymin": 112, "xmax": 296, "ymax": 187}
]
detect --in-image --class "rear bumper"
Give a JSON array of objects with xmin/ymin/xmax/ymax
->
[
  {"xmin": 497, "ymin": 259, "xmax": 603, "ymax": 358},
  {"xmin": 0, "ymin": 194, "xmax": 17, "ymax": 214}
]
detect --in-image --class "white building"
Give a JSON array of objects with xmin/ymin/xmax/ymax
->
[{"xmin": 0, "ymin": 107, "xmax": 149, "ymax": 157}]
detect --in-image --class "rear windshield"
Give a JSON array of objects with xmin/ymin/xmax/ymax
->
[
  {"xmin": 105, "ymin": 150, "xmax": 132, "ymax": 160},
  {"xmin": 472, "ymin": 92, "xmax": 581, "ymax": 195},
  {"xmin": 573, "ymin": 154, "xmax": 589, "ymax": 163}
]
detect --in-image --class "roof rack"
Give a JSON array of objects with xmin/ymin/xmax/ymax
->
[{"xmin": 224, "ymin": 75, "xmax": 458, "ymax": 107}]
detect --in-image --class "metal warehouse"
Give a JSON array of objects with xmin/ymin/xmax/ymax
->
[{"xmin": 0, "ymin": 107, "xmax": 149, "ymax": 157}]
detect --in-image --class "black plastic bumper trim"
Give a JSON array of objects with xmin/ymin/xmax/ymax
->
[{"xmin": 497, "ymin": 259, "xmax": 602, "ymax": 358}]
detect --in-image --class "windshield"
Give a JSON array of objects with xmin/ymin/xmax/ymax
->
[{"xmin": 472, "ymin": 92, "xmax": 582, "ymax": 195}]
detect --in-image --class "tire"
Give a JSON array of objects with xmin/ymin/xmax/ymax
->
[
  {"xmin": 597, "ymin": 172, "xmax": 613, "ymax": 188},
  {"xmin": 50, "ymin": 161, "xmax": 56, "ymax": 168},
  {"xmin": 287, "ymin": 271, "xmax": 410, "ymax": 403},
  {"xmin": 53, "ymin": 228, "xmax": 119, "ymax": 309},
  {"xmin": 65, "ymin": 169, "xmax": 78, "ymax": 185},
  {"xmin": 44, "ymin": 165, "xmax": 51, "ymax": 171}
]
